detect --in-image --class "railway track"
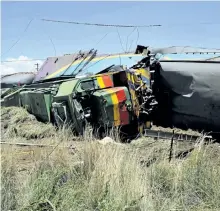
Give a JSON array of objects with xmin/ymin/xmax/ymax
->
[
  {"xmin": 0, "ymin": 129, "xmax": 213, "ymax": 149},
  {"xmin": 143, "ymin": 129, "xmax": 213, "ymax": 142}
]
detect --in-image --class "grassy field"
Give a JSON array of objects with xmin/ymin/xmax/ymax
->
[{"xmin": 1, "ymin": 107, "xmax": 220, "ymax": 211}]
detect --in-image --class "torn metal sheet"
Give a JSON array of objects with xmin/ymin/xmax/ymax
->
[
  {"xmin": 154, "ymin": 60, "xmax": 220, "ymax": 131},
  {"xmin": 150, "ymin": 46, "xmax": 220, "ymax": 55},
  {"xmin": 33, "ymin": 50, "xmax": 145, "ymax": 82}
]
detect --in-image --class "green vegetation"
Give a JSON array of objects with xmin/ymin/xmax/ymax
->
[{"xmin": 1, "ymin": 107, "xmax": 220, "ymax": 211}]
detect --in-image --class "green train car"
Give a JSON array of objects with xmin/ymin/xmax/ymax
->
[{"xmin": 1, "ymin": 64, "xmax": 156, "ymax": 139}]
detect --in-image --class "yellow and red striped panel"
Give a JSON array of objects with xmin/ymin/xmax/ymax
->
[
  {"xmin": 97, "ymin": 74, "xmax": 113, "ymax": 88},
  {"xmin": 105, "ymin": 87, "xmax": 130, "ymax": 126}
]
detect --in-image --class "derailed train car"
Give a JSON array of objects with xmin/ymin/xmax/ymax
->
[
  {"xmin": 1, "ymin": 46, "xmax": 220, "ymax": 139},
  {"xmin": 1, "ymin": 67, "xmax": 156, "ymax": 139},
  {"xmin": 133, "ymin": 45, "xmax": 220, "ymax": 134},
  {"xmin": 1, "ymin": 51, "xmax": 157, "ymax": 139},
  {"xmin": 152, "ymin": 59, "xmax": 220, "ymax": 132}
]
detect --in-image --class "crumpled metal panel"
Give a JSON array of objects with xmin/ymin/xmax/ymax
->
[
  {"xmin": 157, "ymin": 60, "xmax": 220, "ymax": 131},
  {"xmin": 150, "ymin": 46, "xmax": 220, "ymax": 54},
  {"xmin": 33, "ymin": 51, "xmax": 144, "ymax": 82},
  {"xmin": 33, "ymin": 51, "xmax": 92, "ymax": 82},
  {"xmin": 156, "ymin": 53, "xmax": 220, "ymax": 61}
]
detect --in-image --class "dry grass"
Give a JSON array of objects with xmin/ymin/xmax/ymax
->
[
  {"xmin": 1, "ymin": 107, "xmax": 220, "ymax": 211},
  {"xmin": 1, "ymin": 107, "xmax": 57, "ymax": 141}
]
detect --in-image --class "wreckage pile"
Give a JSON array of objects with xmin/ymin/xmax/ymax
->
[{"xmin": 1, "ymin": 45, "xmax": 220, "ymax": 140}]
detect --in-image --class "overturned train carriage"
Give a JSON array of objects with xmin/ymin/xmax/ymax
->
[
  {"xmin": 152, "ymin": 59, "xmax": 220, "ymax": 132},
  {"xmin": 1, "ymin": 47, "xmax": 220, "ymax": 138},
  {"xmin": 1, "ymin": 64, "xmax": 156, "ymax": 138}
]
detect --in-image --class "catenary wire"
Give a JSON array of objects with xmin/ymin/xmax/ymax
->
[
  {"xmin": 1, "ymin": 18, "xmax": 34, "ymax": 57},
  {"xmin": 125, "ymin": 27, "xmax": 137, "ymax": 52},
  {"xmin": 41, "ymin": 18, "xmax": 220, "ymax": 28},
  {"xmin": 41, "ymin": 18, "xmax": 162, "ymax": 28},
  {"xmin": 116, "ymin": 27, "xmax": 126, "ymax": 53}
]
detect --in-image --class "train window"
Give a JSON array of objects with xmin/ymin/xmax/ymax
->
[
  {"xmin": 113, "ymin": 71, "xmax": 127, "ymax": 87},
  {"xmin": 81, "ymin": 80, "xmax": 95, "ymax": 91}
]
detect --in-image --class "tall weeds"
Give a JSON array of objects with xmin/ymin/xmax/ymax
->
[
  {"xmin": 1, "ymin": 134, "xmax": 220, "ymax": 211},
  {"xmin": 1, "ymin": 107, "xmax": 220, "ymax": 211}
]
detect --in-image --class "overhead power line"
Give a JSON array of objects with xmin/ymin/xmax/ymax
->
[
  {"xmin": 41, "ymin": 18, "xmax": 220, "ymax": 28},
  {"xmin": 41, "ymin": 18, "xmax": 162, "ymax": 28},
  {"xmin": 1, "ymin": 18, "xmax": 34, "ymax": 58}
]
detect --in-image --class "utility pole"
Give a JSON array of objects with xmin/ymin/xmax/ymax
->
[{"xmin": 35, "ymin": 63, "xmax": 39, "ymax": 71}]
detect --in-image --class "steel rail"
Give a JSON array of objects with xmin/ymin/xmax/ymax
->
[{"xmin": 143, "ymin": 129, "xmax": 212, "ymax": 142}]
